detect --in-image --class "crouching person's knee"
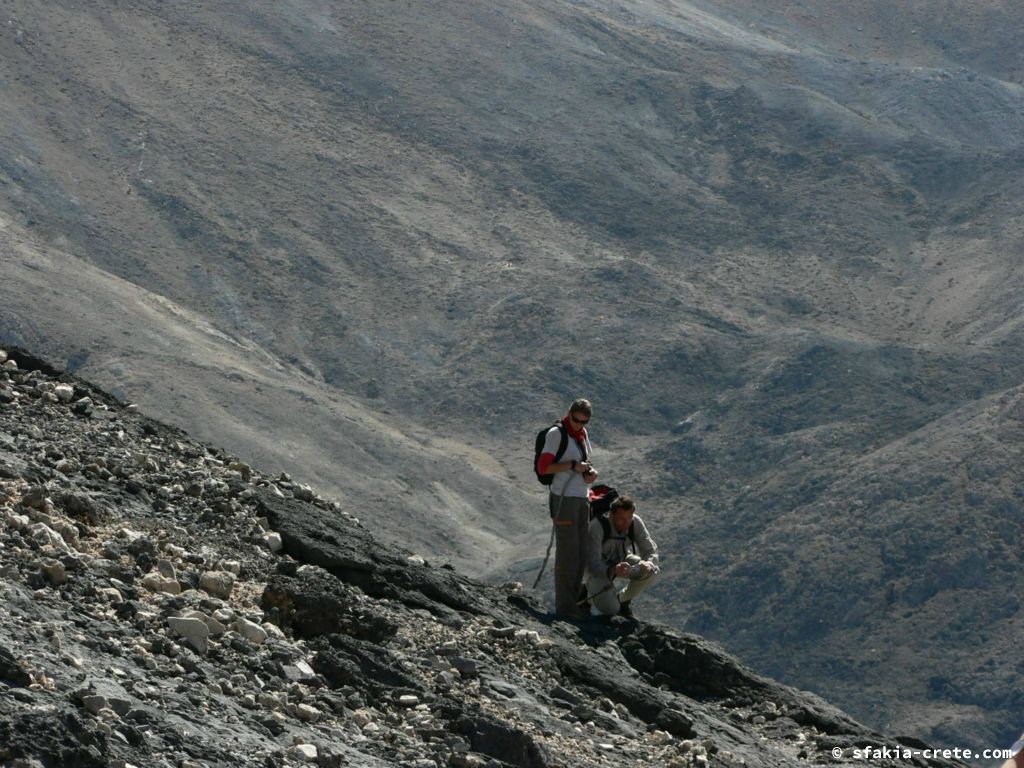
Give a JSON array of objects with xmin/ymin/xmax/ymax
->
[
  {"xmin": 588, "ymin": 578, "xmax": 619, "ymax": 616},
  {"xmin": 618, "ymin": 566, "xmax": 662, "ymax": 604},
  {"xmin": 641, "ymin": 568, "xmax": 662, "ymax": 588}
]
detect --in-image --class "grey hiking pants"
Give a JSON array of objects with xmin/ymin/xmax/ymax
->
[
  {"xmin": 550, "ymin": 494, "xmax": 590, "ymax": 616},
  {"xmin": 586, "ymin": 569, "xmax": 662, "ymax": 616}
]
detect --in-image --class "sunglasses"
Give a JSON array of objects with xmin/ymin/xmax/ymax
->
[{"xmin": 570, "ymin": 415, "xmax": 590, "ymax": 425}]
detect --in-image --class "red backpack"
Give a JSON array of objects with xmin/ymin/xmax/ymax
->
[{"xmin": 588, "ymin": 484, "xmax": 619, "ymax": 519}]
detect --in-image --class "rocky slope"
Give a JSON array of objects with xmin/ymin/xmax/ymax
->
[
  {"xmin": 0, "ymin": 348, "xmax": 975, "ymax": 768},
  {"xmin": 3, "ymin": 0, "xmax": 1024, "ymax": 750}
]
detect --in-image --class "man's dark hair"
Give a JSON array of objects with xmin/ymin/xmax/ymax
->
[
  {"xmin": 570, "ymin": 398, "xmax": 592, "ymax": 417},
  {"xmin": 610, "ymin": 496, "xmax": 635, "ymax": 513}
]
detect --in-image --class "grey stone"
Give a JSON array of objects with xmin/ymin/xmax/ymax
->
[
  {"xmin": 183, "ymin": 610, "xmax": 227, "ymax": 636},
  {"xmin": 30, "ymin": 523, "xmax": 70, "ymax": 553},
  {"xmin": 282, "ymin": 660, "xmax": 316, "ymax": 682},
  {"xmin": 288, "ymin": 744, "xmax": 318, "ymax": 762},
  {"xmin": 234, "ymin": 617, "xmax": 268, "ymax": 645},
  {"xmin": 106, "ymin": 696, "xmax": 133, "ymax": 716},
  {"xmin": 452, "ymin": 657, "xmax": 478, "ymax": 679},
  {"xmin": 51, "ymin": 520, "xmax": 79, "ymax": 547},
  {"xmin": 488, "ymin": 679, "xmax": 522, "ymax": 699},
  {"xmin": 199, "ymin": 570, "xmax": 235, "ymax": 599},
  {"xmin": 40, "ymin": 559, "xmax": 66, "ymax": 585},
  {"xmin": 127, "ymin": 536, "xmax": 156, "ymax": 557},
  {"xmin": 21, "ymin": 486, "xmax": 48, "ymax": 509},
  {"xmin": 260, "ymin": 692, "xmax": 284, "ymax": 708},
  {"xmin": 97, "ymin": 587, "xmax": 124, "ymax": 604},
  {"xmin": 352, "ymin": 709, "xmax": 373, "ymax": 728},
  {"xmin": 550, "ymin": 685, "xmax": 581, "ymax": 705},
  {"xmin": 82, "ymin": 695, "xmax": 109, "ymax": 715},
  {"xmin": 168, "ymin": 616, "xmax": 210, "ymax": 654},
  {"xmin": 435, "ymin": 670, "xmax": 458, "ymax": 689},
  {"xmin": 449, "ymin": 755, "xmax": 484, "ymax": 768},
  {"xmin": 228, "ymin": 461, "xmax": 252, "ymax": 480},
  {"xmin": 141, "ymin": 573, "xmax": 181, "ymax": 595},
  {"xmin": 2, "ymin": 510, "xmax": 28, "ymax": 531},
  {"xmin": 573, "ymin": 703, "xmax": 597, "ymax": 722}
]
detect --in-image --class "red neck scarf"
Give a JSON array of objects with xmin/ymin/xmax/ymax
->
[{"xmin": 562, "ymin": 415, "xmax": 587, "ymax": 442}]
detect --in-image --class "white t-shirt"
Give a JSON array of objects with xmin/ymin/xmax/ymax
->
[{"xmin": 543, "ymin": 425, "xmax": 593, "ymax": 498}]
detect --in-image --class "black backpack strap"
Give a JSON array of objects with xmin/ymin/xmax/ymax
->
[
  {"xmin": 559, "ymin": 421, "xmax": 587, "ymax": 463},
  {"xmin": 576, "ymin": 431, "xmax": 588, "ymax": 462},
  {"xmin": 552, "ymin": 422, "xmax": 569, "ymax": 463},
  {"xmin": 600, "ymin": 515, "xmax": 636, "ymax": 558},
  {"xmin": 599, "ymin": 515, "xmax": 635, "ymax": 543}
]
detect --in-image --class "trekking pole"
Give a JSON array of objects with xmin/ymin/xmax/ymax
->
[
  {"xmin": 531, "ymin": 525, "xmax": 555, "ymax": 589},
  {"xmin": 532, "ymin": 491, "xmax": 566, "ymax": 589},
  {"xmin": 579, "ymin": 582, "xmax": 614, "ymax": 606}
]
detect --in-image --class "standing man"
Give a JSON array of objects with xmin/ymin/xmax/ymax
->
[
  {"xmin": 584, "ymin": 495, "xmax": 660, "ymax": 618},
  {"xmin": 536, "ymin": 398, "xmax": 598, "ymax": 619}
]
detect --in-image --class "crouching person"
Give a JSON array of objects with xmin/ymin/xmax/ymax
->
[{"xmin": 584, "ymin": 495, "xmax": 660, "ymax": 618}]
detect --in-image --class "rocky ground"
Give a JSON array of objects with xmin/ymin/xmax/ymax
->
[{"xmin": 0, "ymin": 346, "xmax": 966, "ymax": 768}]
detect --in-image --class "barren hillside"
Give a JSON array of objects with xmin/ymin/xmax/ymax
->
[{"xmin": 1, "ymin": 0, "xmax": 1022, "ymax": 751}]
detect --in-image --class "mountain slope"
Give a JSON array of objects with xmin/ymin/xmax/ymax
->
[{"xmin": 1, "ymin": 0, "xmax": 1023, "ymax": 751}]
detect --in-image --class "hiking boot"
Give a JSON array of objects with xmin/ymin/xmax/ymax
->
[
  {"xmin": 617, "ymin": 600, "xmax": 633, "ymax": 619},
  {"xmin": 556, "ymin": 607, "xmax": 590, "ymax": 622}
]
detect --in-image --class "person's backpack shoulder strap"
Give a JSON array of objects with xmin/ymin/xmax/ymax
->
[
  {"xmin": 599, "ymin": 515, "xmax": 636, "ymax": 554},
  {"xmin": 553, "ymin": 422, "xmax": 569, "ymax": 463},
  {"xmin": 575, "ymin": 428, "xmax": 589, "ymax": 462},
  {"xmin": 600, "ymin": 515, "xmax": 637, "ymax": 548}
]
